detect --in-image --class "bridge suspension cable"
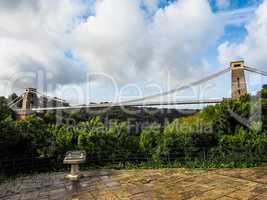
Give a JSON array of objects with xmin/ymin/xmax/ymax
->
[
  {"xmin": 15, "ymin": 99, "xmax": 223, "ymax": 111},
  {"xmin": 12, "ymin": 63, "xmax": 267, "ymax": 113},
  {"xmin": 115, "ymin": 66, "xmax": 231, "ymax": 105},
  {"xmin": 32, "ymin": 90, "xmax": 67, "ymax": 103},
  {"xmin": 244, "ymin": 66, "xmax": 267, "ymax": 76},
  {"xmin": 9, "ymin": 97, "xmax": 23, "ymax": 108},
  {"xmin": 15, "ymin": 66, "xmax": 230, "ymax": 111},
  {"xmin": 8, "ymin": 92, "xmax": 25, "ymax": 108}
]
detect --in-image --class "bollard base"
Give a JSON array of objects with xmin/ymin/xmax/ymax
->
[
  {"xmin": 71, "ymin": 180, "xmax": 81, "ymax": 194},
  {"xmin": 66, "ymin": 174, "xmax": 82, "ymax": 181}
]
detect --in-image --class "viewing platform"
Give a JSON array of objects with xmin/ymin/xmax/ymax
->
[{"xmin": 2, "ymin": 168, "xmax": 267, "ymax": 199}]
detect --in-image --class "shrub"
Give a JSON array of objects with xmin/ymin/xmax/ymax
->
[
  {"xmin": 139, "ymin": 123, "xmax": 161, "ymax": 158},
  {"xmin": 154, "ymin": 114, "xmax": 216, "ymax": 163},
  {"xmin": 15, "ymin": 115, "xmax": 52, "ymax": 157}
]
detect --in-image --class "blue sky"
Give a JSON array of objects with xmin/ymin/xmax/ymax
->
[
  {"xmin": 206, "ymin": 0, "xmax": 262, "ymax": 64},
  {"xmin": 138, "ymin": 0, "xmax": 264, "ymax": 69},
  {"xmin": 159, "ymin": 0, "xmax": 263, "ymax": 10},
  {"xmin": 70, "ymin": 0, "xmax": 267, "ymax": 103},
  {"xmin": 0, "ymin": 0, "xmax": 267, "ymax": 104}
]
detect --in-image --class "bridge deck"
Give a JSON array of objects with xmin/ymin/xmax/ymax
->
[{"xmin": 14, "ymin": 99, "xmax": 223, "ymax": 112}]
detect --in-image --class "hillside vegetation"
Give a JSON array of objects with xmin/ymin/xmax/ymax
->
[{"xmin": 1, "ymin": 86, "xmax": 267, "ymax": 172}]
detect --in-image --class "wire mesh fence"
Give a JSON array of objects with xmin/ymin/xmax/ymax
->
[
  {"xmin": 0, "ymin": 157, "xmax": 63, "ymax": 176},
  {"xmin": 1, "ymin": 146, "xmax": 267, "ymax": 178}
]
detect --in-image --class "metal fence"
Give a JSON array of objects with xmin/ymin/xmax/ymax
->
[
  {"xmin": 1, "ymin": 147, "xmax": 267, "ymax": 178},
  {"xmin": 0, "ymin": 157, "xmax": 62, "ymax": 176}
]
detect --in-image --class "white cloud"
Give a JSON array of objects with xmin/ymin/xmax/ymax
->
[
  {"xmin": 72, "ymin": 0, "xmax": 151, "ymax": 83},
  {"xmin": 150, "ymin": 0, "xmax": 222, "ymax": 82},
  {"xmin": 72, "ymin": 0, "xmax": 222, "ymax": 86},
  {"xmin": 216, "ymin": 0, "xmax": 230, "ymax": 9},
  {"xmin": 218, "ymin": 6, "xmax": 256, "ymax": 26},
  {"xmin": 141, "ymin": 0, "xmax": 158, "ymax": 16},
  {"xmin": 218, "ymin": 0, "xmax": 267, "ymax": 68},
  {"xmin": 0, "ymin": 0, "xmax": 224, "ymax": 100},
  {"xmin": 0, "ymin": 0, "xmax": 86, "ymax": 95}
]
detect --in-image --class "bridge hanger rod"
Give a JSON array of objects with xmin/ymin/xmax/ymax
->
[
  {"xmin": 244, "ymin": 66, "xmax": 267, "ymax": 76},
  {"xmin": 9, "ymin": 97, "xmax": 23, "ymax": 108},
  {"xmin": 8, "ymin": 92, "xmax": 25, "ymax": 107},
  {"xmin": 8, "ymin": 96, "xmax": 22, "ymax": 107},
  {"xmin": 32, "ymin": 66, "xmax": 230, "ymax": 108},
  {"xmin": 15, "ymin": 99, "xmax": 223, "ymax": 112},
  {"xmin": 32, "ymin": 90, "xmax": 66, "ymax": 103},
  {"xmin": 15, "ymin": 66, "xmax": 230, "ymax": 111},
  {"xmin": 116, "ymin": 66, "xmax": 230, "ymax": 105}
]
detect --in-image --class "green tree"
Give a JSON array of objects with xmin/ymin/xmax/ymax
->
[
  {"xmin": 140, "ymin": 123, "xmax": 161, "ymax": 158},
  {"xmin": 15, "ymin": 115, "xmax": 51, "ymax": 157},
  {"xmin": 0, "ymin": 96, "xmax": 13, "ymax": 120},
  {"xmin": 155, "ymin": 114, "xmax": 216, "ymax": 163},
  {"xmin": 108, "ymin": 121, "xmax": 140, "ymax": 161},
  {"xmin": 47, "ymin": 124, "xmax": 79, "ymax": 159},
  {"xmin": 77, "ymin": 117, "xmax": 109, "ymax": 162}
]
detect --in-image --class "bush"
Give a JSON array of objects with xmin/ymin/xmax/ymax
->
[
  {"xmin": 15, "ymin": 115, "xmax": 52, "ymax": 157},
  {"xmin": 47, "ymin": 124, "xmax": 79, "ymax": 159},
  {"xmin": 154, "ymin": 114, "xmax": 216, "ymax": 163},
  {"xmin": 2, "ymin": 86, "xmax": 267, "ymax": 171},
  {"xmin": 215, "ymin": 126, "xmax": 267, "ymax": 164},
  {"xmin": 139, "ymin": 123, "xmax": 161, "ymax": 158},
  {"xmin": 77, "ymin": 117, "xmax": 141, "ymax": 164}
]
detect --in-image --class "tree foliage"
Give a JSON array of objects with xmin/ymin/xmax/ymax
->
[{"xmin": 1, "ymin": 86, "xmax": 267, "ymax": 169}]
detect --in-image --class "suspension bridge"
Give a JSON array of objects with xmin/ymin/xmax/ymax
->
[{"xmin": 8, "ymin": 60, "xmax": 267, "ymax": 119}]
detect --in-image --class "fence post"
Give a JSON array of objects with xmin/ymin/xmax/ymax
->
[{"xmin": 203, "ymin": 148, "xmax": 206, "ymax": 161}]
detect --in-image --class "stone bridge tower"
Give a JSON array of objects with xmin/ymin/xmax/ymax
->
[
  {"xmin": 231, "ymin": 60, "xmax": 247, "ymax": 99},
  {"xmin": 17, "ymin": 88, "xmax": 39, "ymax": 119}
]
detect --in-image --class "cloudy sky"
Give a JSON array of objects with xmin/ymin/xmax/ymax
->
[{"xmin": 0, "ymin": 0, "xmax": 267, "ymax": 105}]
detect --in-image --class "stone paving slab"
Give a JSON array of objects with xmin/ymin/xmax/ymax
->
[{"xmin": 2, "ymin": 168, "xmax": 267, "ymax": 199}]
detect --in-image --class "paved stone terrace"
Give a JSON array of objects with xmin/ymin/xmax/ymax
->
[{"xmin": 2, "ymin": 168, "xmax": 267, "ymax": 199}]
